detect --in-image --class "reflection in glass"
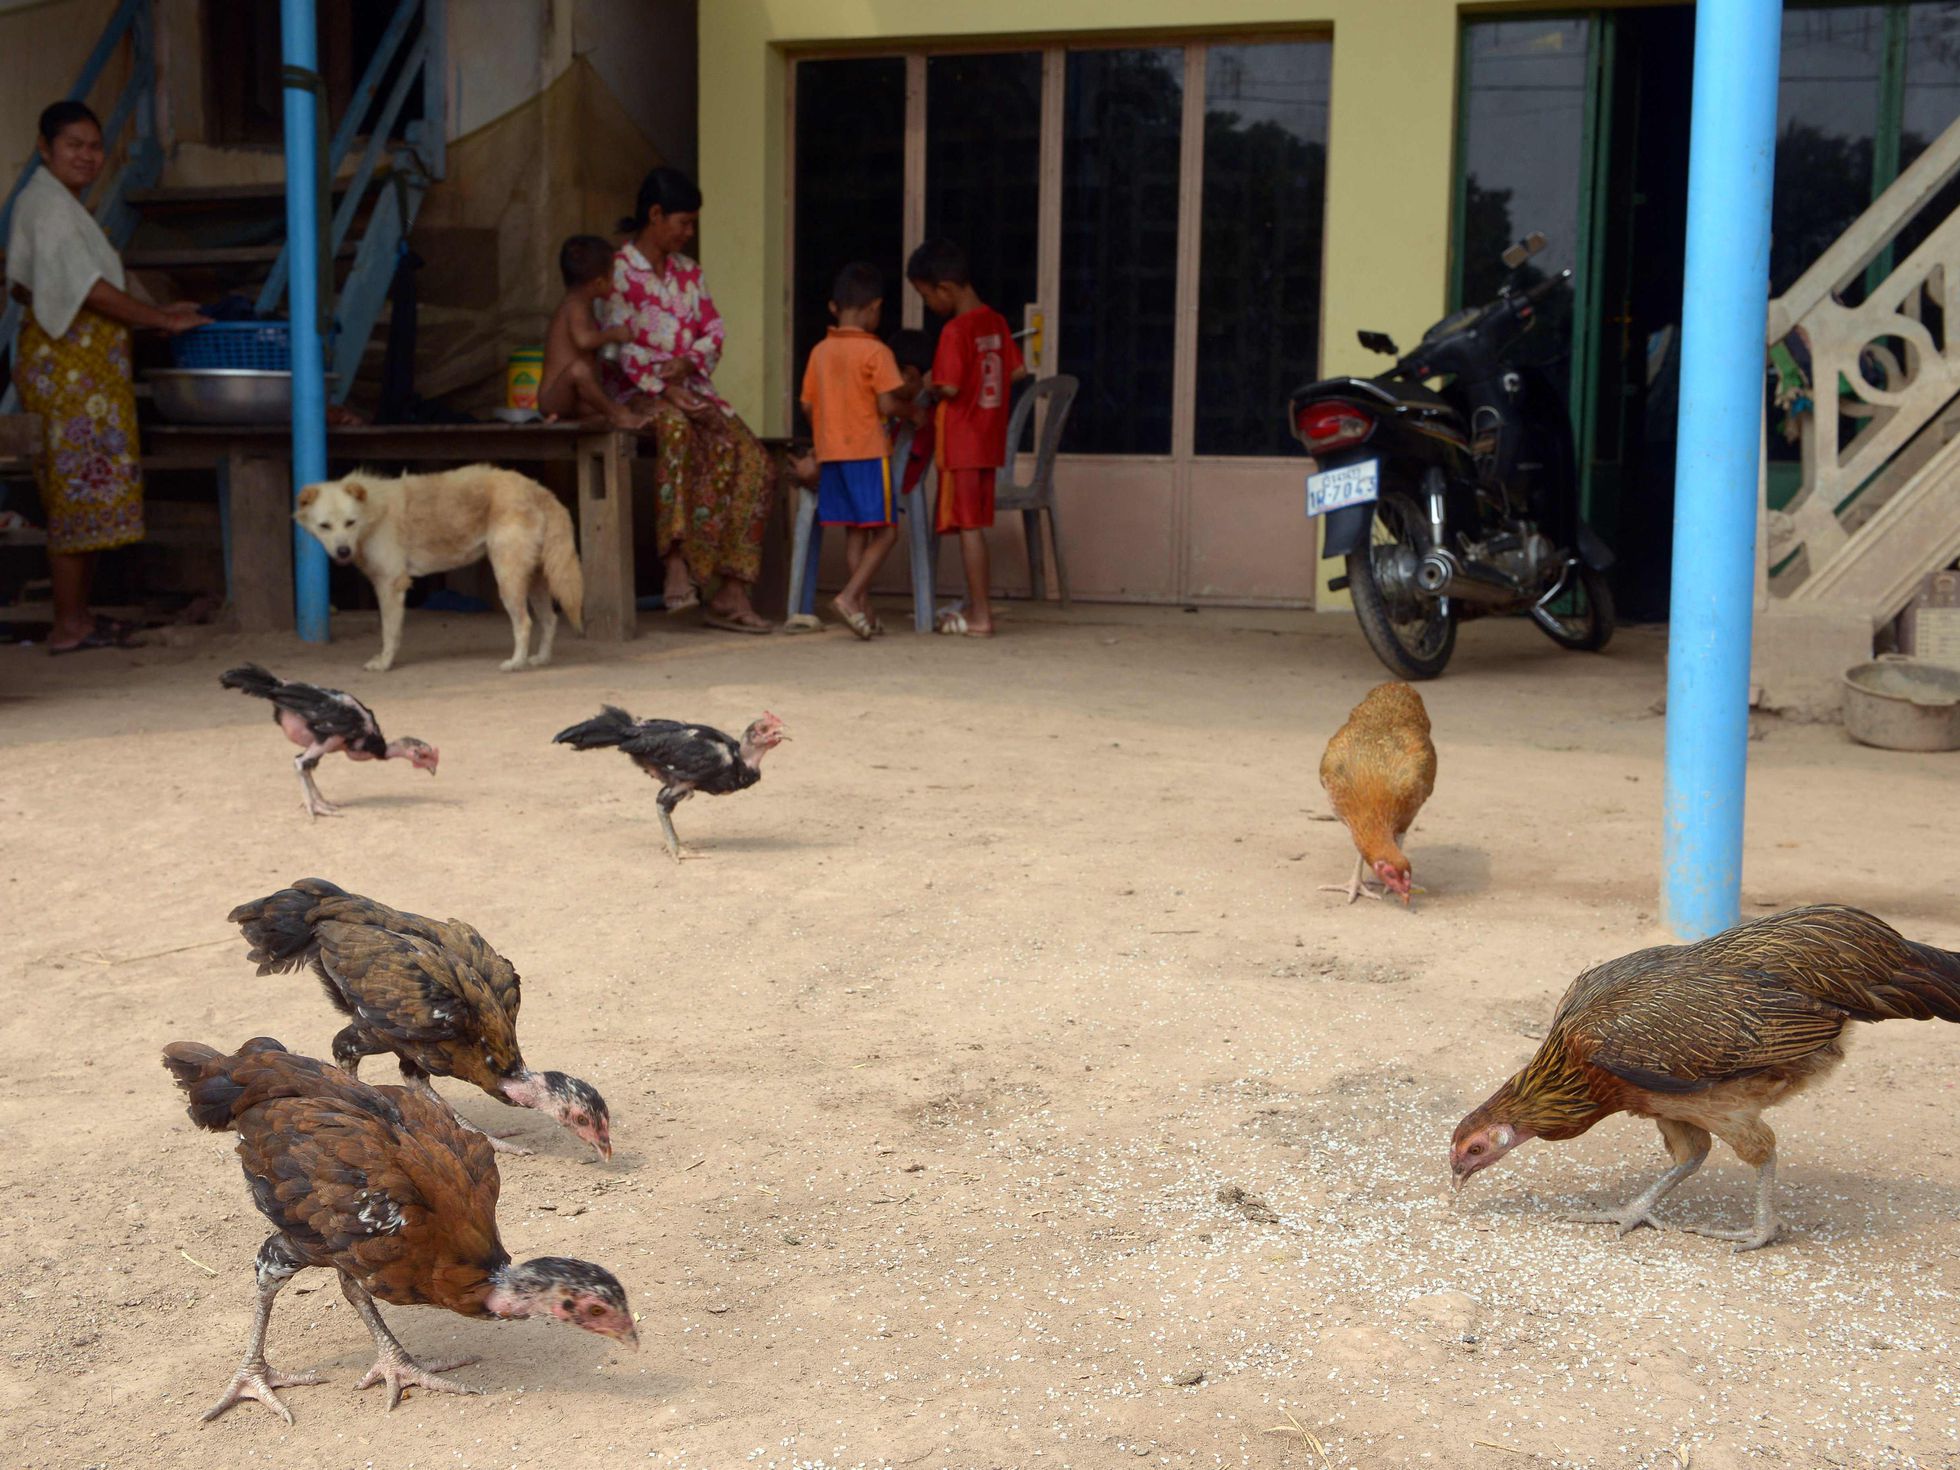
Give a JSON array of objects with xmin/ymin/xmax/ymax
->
[
  {"xmin": 1894, "ymin": 2, "xmax": 1960, "ymax": 264},
  {"xmin": 1195, "ymin": 41, "xmax": 1331, "ymax": 458},
  {"xmin": 1771, "ymin": 6, "xmax": 1883, "ymax": 297},
  {"xmin": 793, "ymin": 57, "xmax": 906, "ymax": 433},
  {"xmin": 1457, "ymin": 19, "xmax": 1589, "ymax": 387},
  {"xmin": 926, "ymin": 52, "xmax": 1042, "ymax": 356},
  {"xmin": 1059, "ymin": 48, "xmax": 1183, "ymax": 455}
]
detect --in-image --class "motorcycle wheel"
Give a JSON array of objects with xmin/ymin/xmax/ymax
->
[
  {"xmin": 1529, "ymin": 561, "xmax": 1616, "ymax": 652},
  {"xmin": 1346, "ymin": 492, "xmax": 1457, "ymax": 680}
]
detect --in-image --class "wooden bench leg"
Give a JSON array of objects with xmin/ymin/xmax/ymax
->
[
  {"xmin": 578, "ymin": 430, "xmax": 636, "ymax": 641},
  {"xmin": 227, "ymin": 449, "xmax": 296, "ymax": 634}
]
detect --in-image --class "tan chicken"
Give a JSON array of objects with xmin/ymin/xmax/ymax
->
[
  {"xmin": 1318, "ymin": 681, "xmax": 1437, "ymax": 904},
  {"xmin": 1451, "ymin": 904, "xmax": 1960, "ymax": 1250}
]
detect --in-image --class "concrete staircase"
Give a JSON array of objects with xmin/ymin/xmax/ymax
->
[{"xmin": 1755, "ymin": 115, "xmax": 1960, "ymax": 715}]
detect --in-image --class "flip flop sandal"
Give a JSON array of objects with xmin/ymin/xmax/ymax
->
[
  {"xmin": 663, "ymin": 588, "xmax": 701, "ymax": 615},
  {"xmin": 701, "ymin": 610, "xmax": 774, "ymax": 635},
  {"xmin": 935, "ymin": 608, "xmax": 969, "ymax": 636},
  {"xmin": 831, "ymin": 600, "xmax": 875, "ymax": 641},
  {"xmin": 49, "ymin": 626, "xmax": 128, "ymax": 655}
]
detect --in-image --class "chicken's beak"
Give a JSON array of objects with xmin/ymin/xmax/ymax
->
[{"xmin": 616, "ymin": 1319, "xmax": 642, "ymax": 1350}]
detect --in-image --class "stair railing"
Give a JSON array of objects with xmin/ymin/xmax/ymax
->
[
  {"xmin": 257, "ymin": 0, "xmax": 444, "ymax": 401},
  {"xmin": 1764, "ymin": 113, "xmax": 1960, "ymax": 611},
  {"xmin": 0, "ymin": 0, "xmax": 161, "ymax": 411}
]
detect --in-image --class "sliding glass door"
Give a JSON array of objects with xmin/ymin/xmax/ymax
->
[{"xmin": 791, "ymin": 34, "xmax": 1333, "ymax": 606}]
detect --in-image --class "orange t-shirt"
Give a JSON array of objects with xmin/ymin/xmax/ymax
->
[{"xmin": 801, "ymin": 327, "xmax": 905, "ymax": 463}]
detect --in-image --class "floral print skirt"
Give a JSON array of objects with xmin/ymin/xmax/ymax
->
[
  {"xmin": 15, "ymin": 307, "xmax": 144, "ymax": 554},
  {"xmin": 647, "ymin": 402, "xmax": 773, "ymax": 585}
]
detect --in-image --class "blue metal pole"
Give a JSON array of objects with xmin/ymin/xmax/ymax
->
[
  {"xmin": 281, "ymin": 0, "xmax": 330, "ymax": 643},
  {"xmin": 1662, "ymin": 0, "xmax": 1783, "ymax": 939}
]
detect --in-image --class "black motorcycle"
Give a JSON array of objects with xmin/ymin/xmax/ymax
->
[{"xmin": 1288, "ymin": 232, "xmax": 1614, "ymax": 680}]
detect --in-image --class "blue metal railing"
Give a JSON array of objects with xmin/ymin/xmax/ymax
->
[
  {"xmin": 258, "ymin": 0, "xmax": 444, "ymax": 402},
  {"xmin": 1, "ymin": 0, "xmax": 162, "ymax": 409}
]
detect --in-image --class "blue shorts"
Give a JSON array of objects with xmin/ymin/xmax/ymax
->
[{"xmin": 817, "ymin": 458, "xmax": 893, "ymax": 527}]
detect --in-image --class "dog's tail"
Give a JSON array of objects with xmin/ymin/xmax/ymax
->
[{"xmin": 542, "ymin": 499, "xmax": 585, "ymax": 633}]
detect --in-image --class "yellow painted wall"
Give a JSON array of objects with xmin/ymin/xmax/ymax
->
[{"xmin": 698, "ymin": 0, "xmax": 1464, "ymax": 442}]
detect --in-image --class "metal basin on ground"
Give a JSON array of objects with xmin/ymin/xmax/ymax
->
[
  {"xmin": 1841, "ymin": 655, "xmax": 1960, "ymax": 752},
  {"xmin": 147, "ymin": 369, "xmax": 339, "ymax": 426}
]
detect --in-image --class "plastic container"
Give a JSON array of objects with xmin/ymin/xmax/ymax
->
[
  {"xmin": 170, "ymin": 322, "xmax": 294, "ymax": 371},
  {"xmin": 1841, "ymin": 655, "xmax": 1960, "ymax": 752},
  {"xmin": 507, "ymin": 348, "xmax": 545, "ymax": 411}
]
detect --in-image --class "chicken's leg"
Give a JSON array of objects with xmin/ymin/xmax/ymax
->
[
  {"xmin": 339, "ymin": 1272, "xmax": 481, "ymax": 1410},
  {"xmin": 1566, "ymin": 1120, "xmax": 1710, "ymax": 1236},
  {"xmin": 399, "ymin": 1068, "xmax": 533, "ymax": 1155},
  {"xmin": 293, "ymin": 746, "xmax": 340, "ymax": 818},
  {"xmin": 1680, "ymin": 1154, "xmax": 1781, "ymax": 1252},
  {"xmin": 202, "ymin": 1236, "xmax": 325, "ymax": 1424},
  {"xmin": 1319, "ymin": 855, "xmax": 1384, "ymax": 904},
  {"xmin": 655, "ymin": 788, "xmax": 695, "ymax": 862}
]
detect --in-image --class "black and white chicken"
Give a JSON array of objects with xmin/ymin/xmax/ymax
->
[
  {"xmin": 552, "ymin": 706, "xmax": 788, "ymax": 860},
  {"xmin": 221, "ymin": 664, "xmax": 438, "ymax": 818}
]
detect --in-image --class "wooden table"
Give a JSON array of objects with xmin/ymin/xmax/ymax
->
[{"xmin": 144, "ymin": 422, "xmax": 640, "ymax": 640}]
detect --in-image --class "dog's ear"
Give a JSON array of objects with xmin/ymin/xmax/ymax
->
[
  {"xmin": 346, "ymin": 480, "xmax": 368, "ymax": 503},
  {"xmin": 297, "ymin": 485, "xmax": 320, "ymax": 509}
]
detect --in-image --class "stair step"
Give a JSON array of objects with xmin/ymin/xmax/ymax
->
[
  {"xmin": 126, "ymin": 182, "xmax": 352, "ymax": 208},
  {"xmin": 125, "ymin": 242, "xmax": 360, "ymax": 269}
]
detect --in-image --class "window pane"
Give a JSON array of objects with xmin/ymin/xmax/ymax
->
[
  {"xmin": 793, "ymin": 58, "xmax": 906, "ymax": 428},
  {"xmin": 1060, "ymin": 48, "xmax": 1183, "ymax": 454},
  {"xmin": 1772, "ymin": 6, "xmax": 1883, "ymax": 297},
  {"xmin": 1894, "ymin": 2, "xmax": 1960, "ymax": 262},
  {"xmin": 1195, "ymin": 40, "xmax": 1331, "ymax": 457},
  {"xmin": 1458, "ymin": 20, "xmax": 1589, "ymax": 388},
  {"xmin": 926, "ymin": 53, "xmax": 1042, "ymax": 351}
]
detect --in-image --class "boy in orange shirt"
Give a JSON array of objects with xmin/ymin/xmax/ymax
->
[
  {"xmin": 800, "ymin": 261, "xmax": 909, "ymax": 639},
  {"xmin": 906, "ymin": 238, "xmax": 1026, "ymax": 638}
]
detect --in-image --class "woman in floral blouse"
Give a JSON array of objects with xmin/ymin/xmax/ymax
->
[
  {"xmin": 6, "ymin": 101, "xmax": 206, "ymax": 652},
  {"xmin": 607, "ymin": 168, "xmax": 775, "ymax": 633}
]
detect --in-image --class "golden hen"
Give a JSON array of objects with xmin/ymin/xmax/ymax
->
[{"xmin": 1319, "ymin": 681, "xmax": 1437, "ymax": 904}]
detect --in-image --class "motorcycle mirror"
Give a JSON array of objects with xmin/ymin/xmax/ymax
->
[
  {"xmin": 1501, "ymin": 231, "xmax": 1550, "ymax": 269},
  {"xmin": 1357, "ymin": 329, "xmax": 1400, "ymax": 356}
]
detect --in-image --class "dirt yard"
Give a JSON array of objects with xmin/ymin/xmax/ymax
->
[{"xmin": 1, "ymin": 603, "xmax": 1956, "ymax": 1470}]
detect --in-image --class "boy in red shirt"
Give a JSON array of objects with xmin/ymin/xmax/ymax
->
[
  {"xmin": 906, "ymin": 239, "xmax": 1026, "ymax": 638},
  {"xmin": 800, "ymin": 261, "xmax": 909, "ymax": 639}
]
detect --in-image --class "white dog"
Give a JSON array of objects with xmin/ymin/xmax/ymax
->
[{"xmin": 295, "ymin": 465, "xmax": 584, "ymax": 673}]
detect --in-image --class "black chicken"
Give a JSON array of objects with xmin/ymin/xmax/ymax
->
[
  {"xmin": 164, "ymin": 1037, "xmax": 635, "ymax": 1424},
  {"xmin": 221, "ymin": 664, "xmax": 438, "ymax": 818},
  {"xmin": 553, "ymin": 706, "xmax": 789, "ymax": 860},
  {"xmin": 228, "ymin": 878, "xmax": 611, "ymax": 1158}
]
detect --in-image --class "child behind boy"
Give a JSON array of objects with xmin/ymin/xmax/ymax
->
[
  {"xmin": 540, "ymin": 235, "xmax": 650, "ymax": 431},
  {"xmin": 887, "ymin": 328, "xmax": 936, "ymax": 497},
  {"xmin": 905, "ymin": 238, "xmax": 1025, "ymax": 638},
  {"xmin": 800, "ymin": 261, "xmax": 909, "ymax": 640}
]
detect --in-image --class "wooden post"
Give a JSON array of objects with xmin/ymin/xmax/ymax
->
[
  {"xmin": 226, "ymin": 449, "xmax": 297, "ymax": 633},
  {"xmin": 577, "ymin": 429, "xmax": 636, "ymax": 641}
]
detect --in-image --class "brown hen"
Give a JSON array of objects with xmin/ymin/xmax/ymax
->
[
  {"xmin": 1318, "ymin": 681, "xmax": 1437, "ymax": 904},
  {"xmin": 228, "ymin": 878, "xmax": 611, "ymax": 1158},
  {"xmin": 163, "ymin": 1037, "xmax": 636, "ymax": 1423},
  {"xmin": 1452, "ymin": 905, "xmax": 1960, "ymax": 1249}
]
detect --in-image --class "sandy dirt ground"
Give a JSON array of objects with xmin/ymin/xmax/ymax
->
[{"xmin": 1, "ymin": 603, "xmax": 1957, "ymax": 1470}]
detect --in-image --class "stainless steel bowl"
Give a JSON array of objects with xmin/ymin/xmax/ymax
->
[{"xmin": 147, "ymin": 369, "xmax": 340, "ymax": 426}]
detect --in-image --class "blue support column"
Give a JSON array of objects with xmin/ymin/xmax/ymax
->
[
  {"xmin": 1662, "ymin": 0, "xmax": 1783, "ymax": 939},
  {"xmin": 281, "ymin": 0, "xmax": 330, "ymax": 643}
]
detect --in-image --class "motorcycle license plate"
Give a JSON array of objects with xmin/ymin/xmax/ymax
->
[{"xmin": 1306, "ymin": 459, "xmax": 1379, "ymax": 517}]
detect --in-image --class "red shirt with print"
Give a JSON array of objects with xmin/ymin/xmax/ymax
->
[{"xmin": 931, "ymin": 306, "xmax": 1022, "ymax": 470}]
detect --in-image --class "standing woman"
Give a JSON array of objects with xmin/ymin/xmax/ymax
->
[
  {"xmin": 608, "ymin": 167, "xmax": 775, "ymax": 633},
  {"xmin": 6, "ymin": 101, "xmax": 206, "ymax": 653}
]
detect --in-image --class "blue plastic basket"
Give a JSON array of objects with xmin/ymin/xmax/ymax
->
[{"xmin": 170, "ymin": 322, "xmax": 300, "ymax": 371}]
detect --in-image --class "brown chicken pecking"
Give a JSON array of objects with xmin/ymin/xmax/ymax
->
[
  {"xmin": 228, "ymin": 878, "xmax": 611, "ymax": 1158},
  {"xmin": 1318, "ymin": 681, "xmax": 1437, "ymax": 904},
  {"xmin": 163, "ymin": 1037, "xmax": 636, "ymax": 1423},
  {"xmin": 1451, "ymin": 904, "xmax": 1960, "ymax": 1250}
]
